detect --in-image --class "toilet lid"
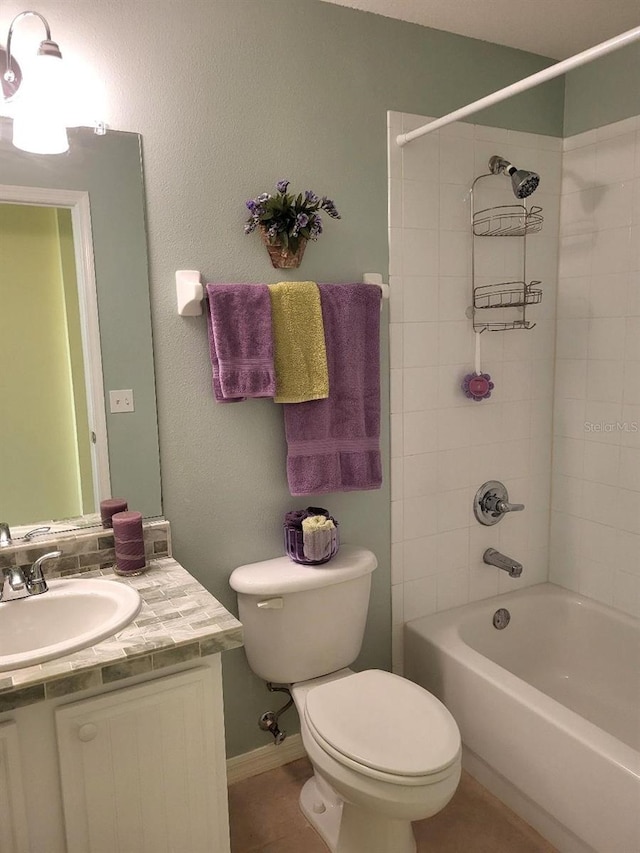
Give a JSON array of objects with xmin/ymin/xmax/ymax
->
[{"xmin": 305, "ymin": 670, "xmax": 460, "ymax": 777}]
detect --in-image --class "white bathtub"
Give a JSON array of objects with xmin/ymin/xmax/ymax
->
[{"xmin": 404, "ymin": 583, "xmax": 640, "ymax": 853}]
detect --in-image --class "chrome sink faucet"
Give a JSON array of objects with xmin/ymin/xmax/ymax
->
[
  {"xmin": 483, "ymin": 548, "xmax": 523, "ymax": 578},
  {"xmin": 0, "ymin": 551, "xmax": 62, "ymax": 602}
]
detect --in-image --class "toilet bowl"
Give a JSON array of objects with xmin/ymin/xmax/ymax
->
[
  {"xmin": 292, "ymin": 668, "xmax": 461, "ymax": 853},
  {"xmin": 229, "ymin": 546, "xmax": 462, "ymax": 853}
]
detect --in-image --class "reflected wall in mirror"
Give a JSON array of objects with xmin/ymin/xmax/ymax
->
[{"xmin": 0, "ymin": 122, "xmax": 162, "ymax": 531}]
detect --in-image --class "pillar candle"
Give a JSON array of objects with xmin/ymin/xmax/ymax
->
[
  {"xmin": 100, "ymin": 498, "xmax": 128, "ymax": 529},
  {"xmin": 112, "ymin": 510, "xmax": 146, "ymax": 575}
]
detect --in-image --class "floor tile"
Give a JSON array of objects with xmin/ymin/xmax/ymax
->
[{"xmin": 228, "ymin": 758, "xmax": 557, "ymax": 853}]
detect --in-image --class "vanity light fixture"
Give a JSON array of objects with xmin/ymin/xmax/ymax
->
[{"xmin": 1, "ymin": 10, "xmax": 69, "ymax": 154}]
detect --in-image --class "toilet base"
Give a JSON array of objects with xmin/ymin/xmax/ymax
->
[
  {"xmin": 299, "ymin": 776, "xmax": 417, "ymax": 853},
  {"xmin": 300, "ymin": 777, "xmax": 342, "ymax": 851}
]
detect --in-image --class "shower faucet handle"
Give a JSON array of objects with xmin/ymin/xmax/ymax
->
[
  {"xmin": 474, "ymin": 481, "xmax": 525, "ymax": 526},
  {"xmin": 495, "ymin": 498, "xmax": 524, "ymax": 514}
]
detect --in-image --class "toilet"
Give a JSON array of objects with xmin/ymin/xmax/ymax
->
[{"xmin": 229, "ymin": 544, "xmax": 461, "ymax": 853}]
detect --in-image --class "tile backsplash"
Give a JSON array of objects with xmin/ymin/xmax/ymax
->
[
  {"xmin": 0, "ymin": 519, "xmax": 171, "ymax": 577},
  {"xmin": 388, "ymin": 112, "xmax": 562, "ymax": 671}
]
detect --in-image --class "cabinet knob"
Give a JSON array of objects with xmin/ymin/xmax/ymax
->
[{"xmin": 78, "ymin": 723, "xmax": 98, "ymax": 742}]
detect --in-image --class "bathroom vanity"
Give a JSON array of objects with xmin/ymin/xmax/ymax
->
[{"xmin": 0, "ymin": 523, "xmax": 242, "ymax": 853}]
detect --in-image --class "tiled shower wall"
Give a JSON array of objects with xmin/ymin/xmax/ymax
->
[
  {"xmin": 388, "ymin": 112, "xmax": 561, "ymax": 672},
  {"xmin": 550, "ymin": 115, "xmax": 640, "ymax": 618}
]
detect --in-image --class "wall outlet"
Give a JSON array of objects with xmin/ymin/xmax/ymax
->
[{"xmin": 109, "ymin": 389, "xmax": 135, "ymax": 413}]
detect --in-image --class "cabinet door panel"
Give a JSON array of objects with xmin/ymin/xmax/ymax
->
[
  {"xmin": 55, "ymin": 664, "xmax": 230, "ymax": 853},
  {"xmin": 0, "ymin": 721, "xmax": 29, "ymax": 853}
]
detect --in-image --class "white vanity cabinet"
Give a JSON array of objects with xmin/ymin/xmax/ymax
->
[
  {"xmin": 0, "ymin": 656, "xmax": 231, "ymax": 853},
  {"xmin": 0, "ymin": 722, "xmax": 30, "ymax": 853}
]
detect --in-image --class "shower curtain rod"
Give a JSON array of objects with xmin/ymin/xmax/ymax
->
[{"xmin": 396, "ymin": 24, "xmax": 640, "ymax": 146}]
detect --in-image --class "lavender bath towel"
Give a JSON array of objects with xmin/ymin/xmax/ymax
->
[
  {"xmin": 205, "ymin": 284, "xmax": 276, "ymax": 402},
  {"xmin": 283, "ymin": 283, "xmax": 382, "ymax": 495}
]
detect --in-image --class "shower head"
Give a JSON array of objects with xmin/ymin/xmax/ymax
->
[{"xmin": 488, "ymin": 155, "xmax": 540, "ymax": 199}]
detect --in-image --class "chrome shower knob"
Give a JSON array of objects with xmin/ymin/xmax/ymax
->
[{"xmin": 474, "ymin": 481, "xmax": 525, "ymax": 526}]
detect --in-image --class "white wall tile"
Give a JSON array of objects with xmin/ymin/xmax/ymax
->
[
  {"xmin": 403, "ymin": 276, "xmax": 438, "ymax": 322},
  {"xmin": 403, "ymin": 366, "xmax": 438, "ymax": 412},
  {"xmin": 440, "ymin": 137, "xmax": 475, "ymax": 186},
  {"xmin": 403, "ymin": 410, "xmax": 438, "ymax": 455},
  {"xmin": 390, "ymin": 112, "xmax": 561, "ymax": 633},
  {"xmin": 436, "ymin": 568, "xmax": 469, "ymax": 611},
  {"xmin": 403, "ymin": 451, "xmax": 438, "ymax": 498},
  {"xmin": 595, "ymin": 132, "xmax": 636, "ymax": 186},
  {"xmin": 586, "ymin": 360, "xmax": 624, "ymax": 403},
  {"xmin": 402, "ymin": 228, "xmax": 439, "ymax": 276},
  {"xmin": 403, "ymin": 535, "xmax": 439, "ymax": 581},
  {"xmin": 439, "ymin": 277, "xmax": 469, "ymax": 322},
  {"xmin": 550, "ymin": 115, "xmax": 640, "ymax": 616},
  {"xmin": 402, "ymin": 180, "xmax": 439, "ymax": 230},
  {"xmin": 403, "ymin": 322, "xmax": 438, "ymax": 367},
  {"xmin": 403, "ymin": 576, "xmax": 437, "ymax": 622}
]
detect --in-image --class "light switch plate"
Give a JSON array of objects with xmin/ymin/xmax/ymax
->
[{"xmin": 109, "ymin": 389, "xmax": 135, "ymax": 413}]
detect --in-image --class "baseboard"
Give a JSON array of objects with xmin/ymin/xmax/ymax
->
[{"xmin": 226, "ymin": 733, "xmax": 306, "ymax": 786}]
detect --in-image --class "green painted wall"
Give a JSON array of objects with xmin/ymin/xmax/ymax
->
[
  {"xmin": 56, "ymin": 208, "xmax": 95, "ymax": 514},
  {"xmin": 564, "ymin": 41, "xmax": 640, "ymax": 135},
  {"xmin": 2, "ymin": 0, "xmax": 564, "ymax": 757},
  {"xmin": 0, "ymin": 204, "xmax": 83, "ymax": 522}
]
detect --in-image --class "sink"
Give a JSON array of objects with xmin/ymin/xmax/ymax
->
[{"xmin": 0, "ymin": 578, "xmax": 142, "ymax": 671}]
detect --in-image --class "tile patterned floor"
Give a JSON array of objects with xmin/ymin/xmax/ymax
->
[{"xmin": 228, "ymin": 758, "xmax": 558, "ymax": 853}]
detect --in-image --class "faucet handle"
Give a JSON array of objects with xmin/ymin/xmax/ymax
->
[
  {"xmin": 25, "ymin": 550, "xmax": 62, "ymax": 595},
  {"xmin": 496, "ymin": 499, "xmax": 524, "ymax": 514},
  {"xmin": 0, "ymin": 522, "xmax": 11, "ymax": 547},
  {"xmin": 474, "ymin": 480, "xmax": 525, "ymax": 526}
]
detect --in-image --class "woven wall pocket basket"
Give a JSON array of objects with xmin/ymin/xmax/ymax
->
[{"xmin": 260, "ymin": 227, "xmax": 307, "ymax": 269}]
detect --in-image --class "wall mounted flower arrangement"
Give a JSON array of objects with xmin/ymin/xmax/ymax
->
[{"xmin": 245, "ymin": 180, "xmax": 341, "ymax": 269}]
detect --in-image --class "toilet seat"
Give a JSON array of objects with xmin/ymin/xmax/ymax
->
[{"xmin": 303, "ymin": 670, "xmax": 460, "ymax": 786}]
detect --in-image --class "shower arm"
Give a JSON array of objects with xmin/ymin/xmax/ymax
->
[{"xmin": 396, "ymin": 24, "xmax": 640, "ymax": 147}]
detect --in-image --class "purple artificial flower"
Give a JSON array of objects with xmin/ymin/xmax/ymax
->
[
  {"xmin": 296, "ymin": 212, "xmax": 309, "ymax": 229},
  {"xmin": 246, "ymin": 199, "xmax": 258, "ymax": 213},
  {"xmin": 304, "ymin": 190, "xmax": 318, "ymax": 204},
  {"xmin": 244, "ymin": 221, "xmax": 258, "ymax": 234},
  {"xmin": 321, "ymin": 197, "xmax": 341, "ymax": 219},
  {"xmin": 276, "ymin": 179, "xmax": 289, "ymax": 194},
  {"xmin": 257, "ymin": 192, "xmax": 271, "ymax": 203},
  {"xmin": 309, "ymin": 214, "xmax": 323, "ymax": 239}
]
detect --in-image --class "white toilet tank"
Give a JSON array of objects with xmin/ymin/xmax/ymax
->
[{"xmin": 229, "ymin": 545, "xmax": 377, "ymax": 684}]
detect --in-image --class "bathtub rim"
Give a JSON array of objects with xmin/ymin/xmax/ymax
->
[{"xmin": 404, "ymin": 581, "xmax": 640, "ymax": 778}]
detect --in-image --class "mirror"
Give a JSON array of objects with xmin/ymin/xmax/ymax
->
[{"xmin": 0, "ymin": 121, "xmax": 162, "ymax": 532}]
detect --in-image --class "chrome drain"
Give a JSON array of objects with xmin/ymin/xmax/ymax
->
[{"xmin": 493, "ymin": 607, "xmax": 511, "ymax": 629}]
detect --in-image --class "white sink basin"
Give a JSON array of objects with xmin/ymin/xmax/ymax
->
[{"xmin": 0, "ymin": 578, "xmax": 142, "ymax": 671}]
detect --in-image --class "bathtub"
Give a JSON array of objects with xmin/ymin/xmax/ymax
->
[{"xmin": 404, "ymin": 583, "xmax": 640, "ymax": 853}]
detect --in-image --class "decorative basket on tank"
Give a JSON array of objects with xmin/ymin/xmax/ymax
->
[{"xmin": 283, "ymin": 507, "xmax": 339, "ymax": 566}]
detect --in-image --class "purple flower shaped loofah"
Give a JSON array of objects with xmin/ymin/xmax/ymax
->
[{"xmin": 462, "ymin": 372, "xmax": 494, "ymax": 401}]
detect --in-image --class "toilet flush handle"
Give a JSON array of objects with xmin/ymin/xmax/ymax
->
[{"xmin": 257, "ymin": 597, "xmax": 283, "ymax": 609}]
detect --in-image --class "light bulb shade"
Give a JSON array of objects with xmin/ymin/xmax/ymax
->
[{"xmin": 11, "ymin": 53, "xmax": 69, "ymax": 154}]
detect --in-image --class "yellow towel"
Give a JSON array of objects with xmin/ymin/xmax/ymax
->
[{"xmin": 268, "ymin": 281, "xmax": 329, "ymax": 404}]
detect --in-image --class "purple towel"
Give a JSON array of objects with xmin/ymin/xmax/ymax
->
[
  {"xmin": 283, "ymin": 283, "xmax": 382, "ymax": 495},
  {"xmin": 205, "ymin": 284, "xmax": 276, "ymax": 402}
]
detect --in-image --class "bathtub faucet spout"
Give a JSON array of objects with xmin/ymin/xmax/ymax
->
[{"xmin": 483, "ymin": 548, "xmax": 522, "ymax": 578}]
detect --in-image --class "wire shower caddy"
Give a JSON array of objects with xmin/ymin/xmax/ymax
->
[{"xmin": 470, "ymin": 173, "xmax": 544, "ymax": 332}]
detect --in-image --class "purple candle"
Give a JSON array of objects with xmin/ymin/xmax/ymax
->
[
  {"xmin": 112, "ymin": 511, "xmax": 146, "ymax": 575},
  {"xmin": 100, "ymin": 498, "xmax": 128, "ymax": 529}
]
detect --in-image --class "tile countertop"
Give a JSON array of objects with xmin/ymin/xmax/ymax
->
[{"xmin": 0, "ymin": 557, "xmax": 243, "ymax": 712}]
